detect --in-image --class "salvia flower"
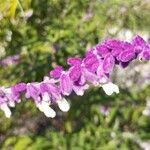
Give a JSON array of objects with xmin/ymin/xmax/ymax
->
[
  {"xmin": 0, "ymin": 35, "xmax": 150, "ymax": 118},
  {"xmin": 0, "ymin": 87, "xmax": 15, "ymax": 118}
]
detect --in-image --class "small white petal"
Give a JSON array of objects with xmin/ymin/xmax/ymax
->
[
  {"xmin": 62, "ymin": 92, "xmax": 70, "ymax": 96},
  {"xmin": 43, "ymin": 106, "xmax": 56, "ymax": 118},
  {"xmin": 57, "ymin": 98, "xmax": 70, "ymax": 112},
  {"xmin": 37, "ymin": 103, "xmax": 44, "ymax": 112},
  {"xmin": 102, "ymin": 82, "xmax": 119, "ymax": 96},
  {"xmin": 9, "ymin": 101, "xmax": 15, "ymax": 107},
  {"xmin": 42, "ymin": 92, "xmax": 50, "ymax": 102},
  {"xmin": 75, "ymin": 90, "xmax": 84, "ymax": 96},
  {"xmin": 73, "ymin": 87, "xmax": 84, "ymax": 96},
  {"xmin": 43, "ymin": 76, "xmax": 50, "ymax": 82},
  {"xmin": 0, "ymin": 104, "xmax": 11, "ymax": 118},
  {"xmin": 36, "ymin": 101, "xmax": 48, "ymax": 112},
  {"xmin": 37, "ymin": 101, "xmax": 56, "ymax": 118}
]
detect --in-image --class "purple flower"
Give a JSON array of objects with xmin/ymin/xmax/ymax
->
[
  {"xmin": 102, "ymin": 54, "xmax": 115, "ymax": 73},
  {"xmin": 81, "ymin": 67, "xmax": 99, "ymax": 86},
  {"xmin": 132, "ymin": 35, "xmax": 146, "ymax": 46},
  {"xmin": 60, "ymin": 72, "xmax": 73, "ymax": 96},
  {"xmin": 83, "ymin": 52, "xmax": 99, "ymax": 73},
  {"xmin": 11, "ymin": 83, "xmax": 26, "ymax": 102},
  {"xmin": 142, "ymin": 50, "xmax": 150, "ymax": 60},
  {"xmin": 40, "ymin": 82, "xmax": 62, "ymax": 103},
  {"xmin": 96, "ymin": 44, "xmax": 110, "ymax": 57},
  {"xmin": 0, "ymin": 55, "xmax": 20, "ymax": 66},
  {"xmin": 119, "ymin": 50, "xmax": 136, "ymax": 62},
  {"xmin": 100, "ymin": 106, "xmax": 110, "ymax": 116},
  {"xmin": 111, "ymin": 48, "xmax": 123, "ymax": 57},
  {"xmin": 0, "ymin": 35, "xmax": 150, "ymax": 118},
  {"xmin": 138, "ymin": 45, "xmax": 150, "ymax": 60},
  {"xmin": 105, "ymin": 39, "xmax": 124, "ymax": 49},
  {"xmin": 25, "ymin": 83, "xmax": 41, "ymax": 102},
  {"xmin": 69, "ymin": 65, "xmax": 81, "ymax": 82},
  {"xmin": 67, "ymin": 57, "xmax": 82, "ymax": 66},
  {"xmin": 68, "ymin": 57, "xmax": 99, "ymax": 86},
  {"xmin": 67, "ymin": 57, "xmax": 82, "ymax": 82},
  {"xmin": 50, "ymin": 65, "xmax": 64, "ymax": 79}
]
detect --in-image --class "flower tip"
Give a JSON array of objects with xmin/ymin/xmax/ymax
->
[
  {"xmin": 0, "ymin": 104, "xmax": 12, "ymax": 118},
  {"xmin": 57, "ymin": 98, "xmax": 70, "ymax": 112},
  {"xmin": 76, "ymin": 91, "xmax": 84, "ymax": 96},
  {"xmin": 44, "ymin": 108, "xmax": 56, "ymax": 118},
  {"xmin": 114, "ymin": 85, "xmax": 119, "ymax": 94},
  {"xmin": 5, "ymin": 111, "xmax": 11, "ymax": 118},
  {"xmin": 43, "ymin": 105, "xmax": 56, "ymax": 118},
  {"xmin": 102, "ymin": 82, "xmax": 119, "ymax": 95}
]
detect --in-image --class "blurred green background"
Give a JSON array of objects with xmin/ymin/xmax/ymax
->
[{"xmin": 0, "ymin": 0, "xmax": 150, "ymax": 149}]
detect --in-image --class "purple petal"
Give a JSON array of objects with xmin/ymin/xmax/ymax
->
[
  {"xmin": 85, "ymin": 48, "xmax": 95, "ymax": 57},
  {"xmin": 69, "ymin": 66, "xmax": 81, "ymax": 81},
  {"xmin": 134, "ymin": 46, "xmax": 143, "ymax": 54},
  {"xmin": 132, "ymin": 35, "xmax": 146, "ymax": 46},
  {"xmin": 96, "ymin": 44, "xmax": 110, "ymax": 57},
  {"xmin": 67, "ymin": 57, "xmax": 82, "ymax": 66},
  {"xmin": 40, "ymin": 83, "xmax": 61, "ymax": 101},
  {"xmin": 103, "ymin": 54, "xmax": 115, "ymax": 73},
  {"xmin": 111, "ymin": 48, "xmax": 122, "ymax": 57},
  {"xmin": 25, "ymin": 83, "xmax": 41, "ymax": 102},
  {"xmin": 142, "ymin": 51, "xmax": 150, "ymax": 60},
  {"xmin": 82, "ymin": 67, "xmax": 99, "ymax": 85},
  {"xmin": 84, "ymin": 54, "xmax": 99, "ymax": 73},
  {"xmin": 12, "ymin": 83, "xmax": 26, "ymax": 92},
  {"xmin": 50, "ymin": 65, "xmax": 63, "ymax": 79},
  {"xmin": 78, "ymin": 75, "xmax": 86, "ymax": 85},
  {"xmin": 96, "ymin": 64, "xmax": 109, "ymax": 83},
  {"xmin": 60, "ymin": 73, "xmax": 73, "ymax": 96},
  {"xmin": 119, "ymin": 50, "xmax": 135, "ymax": 62},
  {"xmin": 105, "ymin": 39, "xmax": 124, "ymax": 49},
  {"xmin": 11, "ymin": 83, "xmax": 26, "ymax": 102},
  {"xmin": 122, "ymin": 42, "xmax": 133, "ymax": 50}
]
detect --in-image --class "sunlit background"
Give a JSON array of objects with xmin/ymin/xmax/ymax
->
[{"xmin": 0, "ymin": 0, "xmax": 150, "ymax": 149}]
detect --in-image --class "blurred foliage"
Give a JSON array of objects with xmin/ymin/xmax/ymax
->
[{"xmin": 0, "ymin": 0, "xmax": 150, "ymax": 149}]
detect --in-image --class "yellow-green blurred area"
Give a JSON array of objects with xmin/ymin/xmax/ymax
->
[{"xmin": 0, "ymin": 0, "xmax": 150, "ymax": 149}]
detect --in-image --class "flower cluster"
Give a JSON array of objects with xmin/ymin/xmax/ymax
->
[{"xmin": 0, "ymin": 35, "xmax": 150, "ymax": 118}]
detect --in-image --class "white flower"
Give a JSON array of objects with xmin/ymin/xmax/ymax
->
[
  {"xmin": 102, "ymin": 82, "xmax": 119, "ymax": 95},
  {"xmin": 0, "ymin": 104, "xmax": 11, "ymax": 118},
  {"xmin": 57, "ymin": 98, "xmax": 70, "ymax": 112}
]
